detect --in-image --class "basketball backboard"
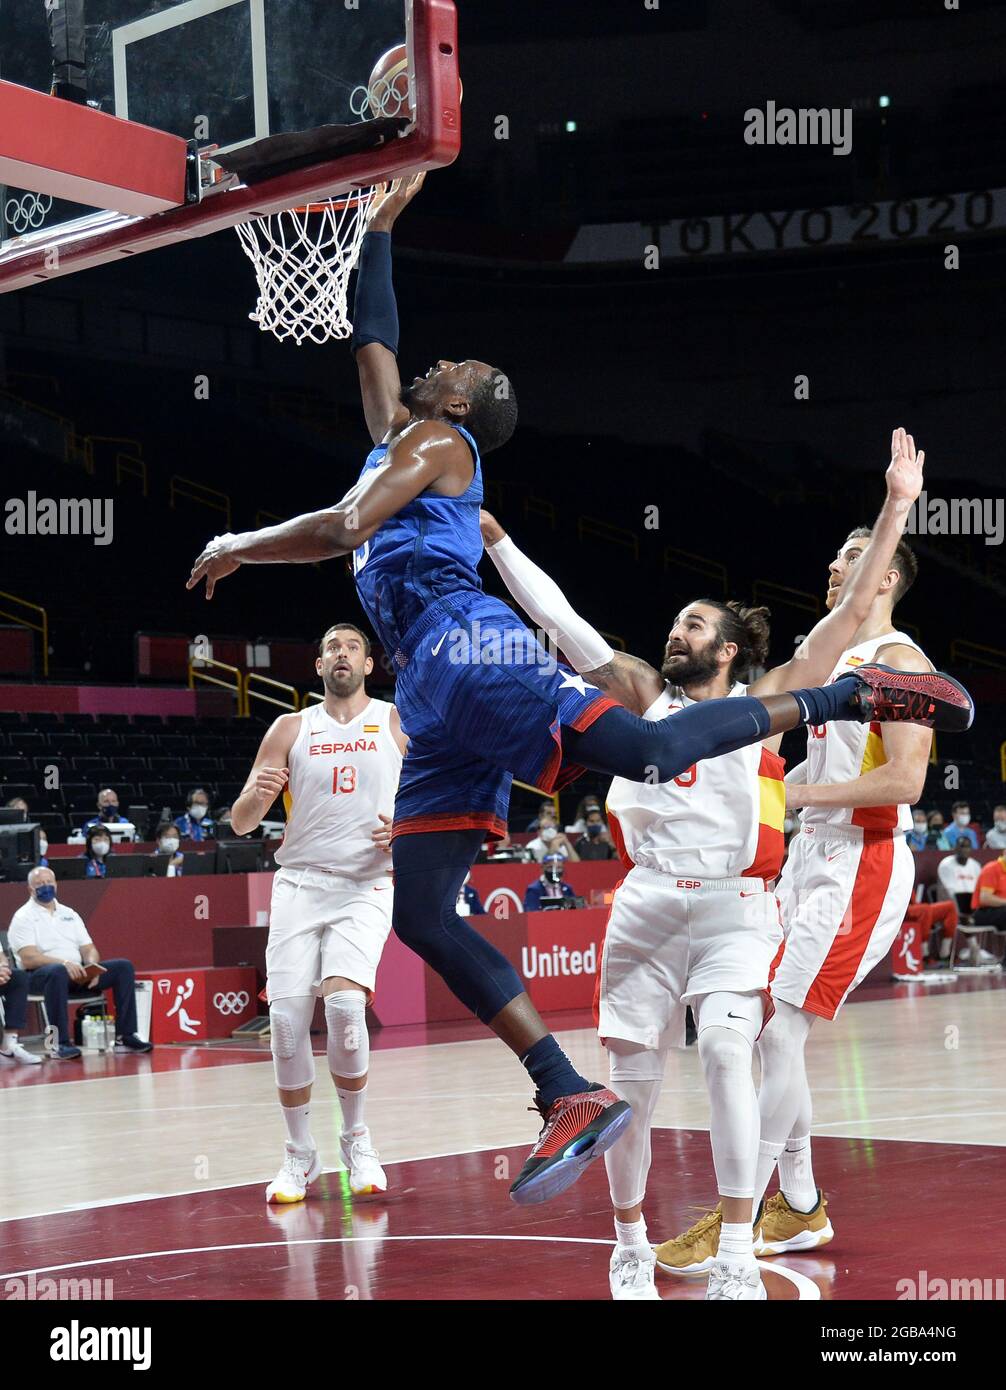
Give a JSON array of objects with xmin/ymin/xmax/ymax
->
[{"xmin": 0, "ymin": 0, "xmax": 459, "ymax": 290}]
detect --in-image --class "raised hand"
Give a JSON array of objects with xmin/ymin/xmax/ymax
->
[
  {"xmin": 886, "ymin": 426, "xmax": 925, "ymax": 506},
  {"xmin": 252, "ymin": 767, "xmax": 289, "ymax": 804},
  {"xmin": 367, "ymin": 171, "xmax": 427, "ymax": 233}
]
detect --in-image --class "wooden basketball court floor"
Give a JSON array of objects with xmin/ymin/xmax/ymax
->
[{"xmin": 2, "ymin": 976, "xmax": 1003, "ymax": 1301}]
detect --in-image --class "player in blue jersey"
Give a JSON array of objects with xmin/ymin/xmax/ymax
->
[{"xmin": 188, "ymin": 175, "xmax": 973, "ymax": 1205}]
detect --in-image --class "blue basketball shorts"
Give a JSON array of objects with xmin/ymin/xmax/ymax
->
[{"xmin": 389, "ymin": 591, "xmax": 617, "ymax": 839}]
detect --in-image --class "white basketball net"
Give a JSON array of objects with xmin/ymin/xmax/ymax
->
[
  {"xmin": 235, "ymin": 188, "xmax": 376, "ymax": 347},
  {"xmin": 234, "ymin": 69, "xmax": 412, "ymax": 347}
]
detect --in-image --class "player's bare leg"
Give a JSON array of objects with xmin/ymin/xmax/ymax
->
[{"xmin": 323, "ymin": 974, "xmax": 387, "ymax": 1196}]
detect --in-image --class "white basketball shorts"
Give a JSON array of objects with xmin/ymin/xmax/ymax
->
[
  {"xmin": 773, "ymin": 825, "xmax": 915, "ymax": 1020},
  {"xmin": 596, "ymin": 864, "xmax": 784, "ymax": 1049},
  {"xmin": 265, "ymin": 866, "xmax": 394, "ymax": 1002}
]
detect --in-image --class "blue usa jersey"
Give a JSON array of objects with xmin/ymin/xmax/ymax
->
[{"xmin": 352, "ymin": 424, "xmax": 484, "ymax": 654}]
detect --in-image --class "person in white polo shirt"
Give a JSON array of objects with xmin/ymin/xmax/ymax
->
[
  {"xmin": 7, "ymin": 867, "xmax": 153, "ymax": 1060},
  {"xmin": 936, "ymin": 839, "xmax": 982, "ymax": 918}
]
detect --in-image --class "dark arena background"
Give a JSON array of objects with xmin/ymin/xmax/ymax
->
[{"xmin": 0, "ymin": 0, "xmax": 1003, "ymax": 1350}]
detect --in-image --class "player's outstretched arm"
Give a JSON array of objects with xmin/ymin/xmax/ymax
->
[
  {"xmin": 187, "ymin": 421, "xmax": 465, "ymax": 597},
  {"xmin": 786, "ymin": 645, "xmax": 933, "ymax": 810},
  {"xmin": 479, "ymin": 509, "xmax": 663, "ymax": 714},
  {"xmin": 353, "ymin": 174, "xmax": 425, "ymax": 444},
  {"xmin": 230, "ymin": 714, "xmax": 300, "ymax": 836},
  {"xmin": 752, "ymin": 427, "xmax": 924, "ymax": 697}
]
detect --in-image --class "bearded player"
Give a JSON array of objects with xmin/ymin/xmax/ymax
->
[
  {"xmin": 656, "ymin": 459, "xmax": 951, "ymax": 1269},
  {"xmin": 230, "ymin": 624, "xmax": 407, "ymax": 1203},
  {"xmin": 481, "ymin": 428, "xmax": 933, "ymax": 1298},
  {"xmin": 188, "ymin": 175, "xmax": 972, "ymax": 1206}
]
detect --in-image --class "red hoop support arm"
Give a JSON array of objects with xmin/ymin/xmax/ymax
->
[
  {"xmin": 0, "ymin": 79, "xmax": 189, "ymax": 216},
  {"xmin": 0, "ymin": 0, "xmax": 460, "ymax": 295}
]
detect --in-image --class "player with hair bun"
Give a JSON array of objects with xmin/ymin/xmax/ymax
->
[{"xmin": 483, "ymin": 429, "xmax": 935, "ymax": 1298}]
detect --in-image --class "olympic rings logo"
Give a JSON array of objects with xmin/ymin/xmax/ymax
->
[
  {"xmin": 213, "ymin": 990, "xmax": 250, "ymax": 1015},
  {"xmin": 4, "ymin": 191, "xmax": 54, "ymax": 236},
  {"xmin": 349, "ymin": 76, "xmax": 411, "ymax": 122}
]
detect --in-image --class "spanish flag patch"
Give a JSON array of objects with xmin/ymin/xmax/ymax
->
[
  {"xmin": 363, "ymin": 725, "xmax": 380, "ymax": 733},
  {"xmin": 845, "ymin": 655, "xmax": 864, "ymax": 667}
]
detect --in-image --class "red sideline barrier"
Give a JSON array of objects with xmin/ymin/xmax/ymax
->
[{"xmin": 0, "ymin": 876, "xmax": 250, "ymax": 972}]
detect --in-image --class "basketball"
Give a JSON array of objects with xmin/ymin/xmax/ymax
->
[{"xmin": 367, "ymin": 43, "xmax": 412, "ymax": 118}]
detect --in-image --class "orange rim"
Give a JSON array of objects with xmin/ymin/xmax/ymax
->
[{"xmin": 290, "ymin": 193, "xmax": 371, "ymax": 215}]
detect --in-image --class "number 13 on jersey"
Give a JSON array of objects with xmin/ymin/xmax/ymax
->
[{"xmin": 332, "ymin": 766, "xmax": 358, "ymax": 794}]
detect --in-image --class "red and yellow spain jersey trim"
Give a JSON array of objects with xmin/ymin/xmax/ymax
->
[
  {"xmin": 744, "ymin": 745, "xmax": 787, "ymax": 880},
  {"xmin": 605, "ymin": 807, "xmax": 635, "ymax": 874},
  {"xmin": 852, "ymin": 720, "xmax": 899, "ymax": 830}
]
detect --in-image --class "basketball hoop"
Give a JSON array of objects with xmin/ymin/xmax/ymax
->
[{"xmin": 234, "ymin": 187, "xmax": 377, "ymax": 347}]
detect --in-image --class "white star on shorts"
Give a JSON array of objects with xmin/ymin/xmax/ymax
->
[{"xmin": 557, "ymin": 672, "xmax": 598, "ymax": 697}]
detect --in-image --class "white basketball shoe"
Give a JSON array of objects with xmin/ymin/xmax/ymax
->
[
  {"xmin": 340, "ymin": 1127, "xmax": 388, "ymax": 1196},
  {"xmin": 706, "ymin": 1260, "xmax": 767, "ymax": 1300},
  {"xmin": 609, "ymin": 1244, "xmax": 661, "ymax": 1301},
  {"xmin": 265, "ymin": 1141, "xmax": 322, "ymax": 1204}
]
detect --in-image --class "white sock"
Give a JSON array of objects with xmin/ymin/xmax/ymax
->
[
  {"xmin": 337, "ymin": 1083, "xmax": 368, "ymax": 1136},
  {"xmin": 753, "ymin": 1138, "xmax": 785, "ymax": 1211},
  {"xmin": 280, "ymin": 1101, "xmax": 312, "ymax": 1151},
  {"xmin": 614, "ymin": 1216, "xmax": 648, "ymax": 1250},
  {"xmin": 1, "ymin": 1031, "xmax": 17, "ymax": 1050},
  {"xmin": 717, "ymin": 1219, "xmax": 755, "ymax": 1263},
  {"xmin": 779, "ymin": 1135, "xmax": 818, "ymax": 1212}
]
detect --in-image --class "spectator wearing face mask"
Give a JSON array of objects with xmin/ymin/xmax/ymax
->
[
  {"xmin": 568, "ymin": 795, "xmax": 604, "ymax": 834},
  {"xmin": 526, "ymin": 807, "xmax": 579, "ymax": 863},
  {"xmin": 943, "ymin": 801, "xmax": 980, "ymax": 850},
  {"xmin": 7, "ymin": 867, "xmax": 152, "ymax": 1059},
  {"xmin": 906, "ymin": 807, "xmax": 932, "ymax": 852},
  {"xmin": 150, "ymin": 821, "xmax": 185, "ymax": 877},
  {"xmin": 936, "ymin": 839, "xmax": 981, "ymax": 918},
  {"xmin": 82, "ymin": 788, "xmax": 128, "ymax": 832},
  {"xmin": 926, "ymin": 812, "xmax": 951, "ymax": 851},
  {"xmin": 81, "ymin": 825, "xmax": 113, "ymax": 878},
  {"xmin": 984, "ymin": 806, "xmax": 1006, "ymax": 850},
  {"xmin": 174, "ymin": 788, "xmax": 215, "ymax": 842},
  {"xmin": 524, "ymin": 854, "xmax": 577, "ymax": 911},
  {"xmin": 456, "ymin": 871, "xmax": 485, "ymax": 917},
  {"xmin": 576, "ymin": 807, "xmax": 616, "ymax": 861},
  {"xmin": 525, "ymin": 799, "xmax": 556, "ymax": 834}
]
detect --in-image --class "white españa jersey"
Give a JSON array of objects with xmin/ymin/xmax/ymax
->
[
  {"xmin": 605, "ymin": 682, "xmax": 786, "ymax": 881},
  {"xmin": 802, "ymin": 630, "xmax": 926, "ymax": 835},
  {"xmin": 274, "ymin": 698, "xmax": 402, "ymax": 877}
]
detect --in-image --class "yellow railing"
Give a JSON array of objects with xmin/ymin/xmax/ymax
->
[
  {"xmin": 513, "ymin": 780, "xmax": 559, "ymax": 815},
  {"xmin": 301, "ymin": 690, "xmax": 324, "ymax": 707},
  {"xmin": 752, "ymin": 579, "xmax": 821, "ymax": 619},
  {"xmin": 950, "ymin": 639, "xmax": 1006, "ymax": 672},
  {"xmin": 246, "ymin": 673, "xmax": 299, "ymax": 715},
  {"xmin": 577, "ymin": 515, "xmax": 639, "ymax": 560},
  {"xmin": 0, "ymin": 589, "xmax": 49, "ymax": 677},
  {"xmin": 664, "ymin": 546, "xmax": 729, "ymax": 598},
  {"xmin": 170, "ymin": 476, "xmax": 232, "ymax": 530},
  {"xmin": 525, "ymin": 494, "xmax": 556, "ymax": 530},
  {"xmin": 0, "ymin": 388, "xmax": 80, "ymax": 467},
  {"xmin": 599, "ymin": 630, "xmax": 626, "ymax": 651},
  {"xmin": 83, "ymin": 436, "xmax": 147, "ymax": 497},
  {"xmin": 188, "ymin": 655, "xmax": 245, "ymax": 716}
]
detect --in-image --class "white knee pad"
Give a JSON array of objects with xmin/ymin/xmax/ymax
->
[
  {"xmin": 605, "ymin": 1038, "xmax": 667, "ymax": 1210},
  {"xmin": 694, "ymin": 990, "xmax": 764, "ymax": 1049},
  {"xmin": 325, "ymin": 989, "xmax": 369, "ymax": 1080},
  {"xmin": 269, "ymin": 995, "xmax": 317, "ymax": 1091}
]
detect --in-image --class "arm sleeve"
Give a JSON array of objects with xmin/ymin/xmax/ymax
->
[
  {"xmin": 485, "ymin": 535, "xmax": 615, "ymax": 674},
  {"xmin": 350, "ymin": 230, "xmax": 400, "ymax": 356}
]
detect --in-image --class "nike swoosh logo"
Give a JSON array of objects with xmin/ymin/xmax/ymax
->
[
  {"xmin": 431, "ymin": 631, "xmax": 449, "ymax": 656},
  {"xmin": 827, "ymin": 853, "xmax": 844, "ymax": 862},
  {"xmin": 739, "ymin": 891, "xmax": 759, "ymax": 897},
  {"xmin": 727, "ymin": 1012, "xmax": 749, "ymax": 1020}
]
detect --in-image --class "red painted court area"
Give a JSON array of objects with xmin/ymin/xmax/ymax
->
[{"xmin": 2, "ymin": 1128, "xmax": 1002, "ymax": 1301}]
